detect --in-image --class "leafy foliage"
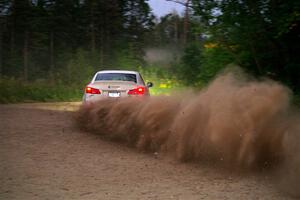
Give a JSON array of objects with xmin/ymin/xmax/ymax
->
[
  {"xmin": 198, "ymin": 46, "xmax": 234, "ymax": 84},
  {"xmin": 191, "ymin": 0, "xmax": 300, "ymax": 92},
  {"xmin": 178, "ymin": 43, "xmax": 202, "ymax": 86}
]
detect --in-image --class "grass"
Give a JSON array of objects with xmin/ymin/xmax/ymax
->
[
  {"xmin": 0, "ymin": 75, "xmax": 184, "ymax": 103},
  {"xmin": 0, "ymin": 78, "xmax": 83, "ymax": 103},
  {"xmin": 2, "ymin": 75, "xmax": 299, "ymax": 107}
]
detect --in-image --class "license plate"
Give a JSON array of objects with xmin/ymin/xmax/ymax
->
[{"xmin": 108, "ymin": 92, "xmax": 120, "ymax": 98}]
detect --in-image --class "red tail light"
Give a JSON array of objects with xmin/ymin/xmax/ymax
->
[
  {"xmin": 128, "ymin": 86, "xmax": 146, "ymax": 95},
  {"xmin": 85, "ymin": 86, "xmax": 101, "ymax": 94}
]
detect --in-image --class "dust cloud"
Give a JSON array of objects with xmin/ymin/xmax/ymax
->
[
  {"xmin": 144, "ymin": 48, "xmax": 180, "ymax": 65},
  {"xmin": 75, "ymin": 70, "xmax": 300, "ymax": 197}
]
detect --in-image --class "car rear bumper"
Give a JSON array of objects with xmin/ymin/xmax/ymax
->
[{"xmin": 82, "ymin": 93, "xmax": 149, "ymax": 103}]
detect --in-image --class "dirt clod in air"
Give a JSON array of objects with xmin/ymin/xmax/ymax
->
[{"xmin": 75, "ymin": 70, "xmax": 300, "ymax": 197}]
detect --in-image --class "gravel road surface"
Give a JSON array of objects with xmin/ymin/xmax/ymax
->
[{"xmin": 0, "ymin": 103, "xmax": 295, "ymax": 200}]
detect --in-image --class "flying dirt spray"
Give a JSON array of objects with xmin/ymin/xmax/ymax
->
[{"xmin": 75, "ymin": 69, "xmax": 300, "ymax": 197}]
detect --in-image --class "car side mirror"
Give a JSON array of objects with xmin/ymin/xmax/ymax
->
[{"xmin": 146, "ymin": 82, "xmax": 153, "ymax": 88}]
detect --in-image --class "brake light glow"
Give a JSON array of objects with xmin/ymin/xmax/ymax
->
[
  {"xmin": 85, "ymin": 86, "xmax": 101, "ymax": 94},
  {"xmin": 128, "ymin": 86, "xmax": 146, "ymax": 95}
]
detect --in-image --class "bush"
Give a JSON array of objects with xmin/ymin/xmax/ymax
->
[
  {"xmin": 197, "ymin": 46, "xmax": 234, "ymax": 85},
  {"xmin": 177, "ymin": 43, "xmax": 202, "ymax": 86},
  {"xmin": 138, "ymin": 66, "xmax": 184, "ymax": 95}
]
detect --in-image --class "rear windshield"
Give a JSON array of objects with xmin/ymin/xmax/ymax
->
[{"xmin": 95, "ymin": 73, "xmax": 137, "ymax": 83}]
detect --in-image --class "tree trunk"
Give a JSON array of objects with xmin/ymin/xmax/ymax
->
[
  {"xmin": 105, "ymin": 29, "xmax": 110, "ymax": 62},
  {"xmin": 50, "ymin": 31, "xmax": 55, "ymax": 79},
  {"xmin": 10, "ymin": 26, "xmax": 15, "ymax": 56},
  {"xmin": 0, "ymin": 23, "xmax": 2, "ymax": 78},
  {"xmin": 91, "ymin": 24, "xmax": 96, "ymax": 54},
  {"xmin": 10, "ymin": 16, "xmax": 16, "ymax": 59},
  {"xmin": 10, "ymin": 0, "xmax": 15, "ymax": 57},
  {"xmin": 174, "ymin": 16, "xmax": 178, "ymax": 44},
  {"xmin": 183, "ymin": 0, "xmax": 190, "ymax": 45},
  {"xmin": 23, "ymin": 30, "xmax": 29, "ymax": 81},
  {"xmin": 90, "ymin": 0, "xmax": 96, "ymax": 54},
  {"xmin": 249, "ymin": 41, "xmax": 262, "ymax": 74},
  {"xmin": 100, "ymin": 28, "xmax": 104, "ymax": 68}
]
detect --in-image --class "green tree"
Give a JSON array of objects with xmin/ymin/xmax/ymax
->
[
  {"xmin": 192, "ymin": 0, "xmax": 300, "ymax": 92},
  {"xmin": 179, "ymin": 43, "xmax": 202, "ymax": 86},
  {"xmin": 1, "ymin": 0, "xmax": 155, "ymax": 82}
]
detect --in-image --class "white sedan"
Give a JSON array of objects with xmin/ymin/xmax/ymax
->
[{"xmin": 83, "ymin": 70, "xmax": 153, "ymax": 102}]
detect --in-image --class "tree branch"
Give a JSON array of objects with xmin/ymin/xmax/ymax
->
[{"xmin": 165, "ymin": 0, "xmax": 193, "ymax": 8}]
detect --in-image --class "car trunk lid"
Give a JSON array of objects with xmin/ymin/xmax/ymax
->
[{"xmin": 90, "ymin": 81, "xmax": 138, "ymax": 97}]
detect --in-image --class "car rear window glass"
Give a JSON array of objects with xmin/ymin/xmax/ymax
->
[{"xmin": 95, "ymin": 73, "xmax": 137, "ymax": 83}]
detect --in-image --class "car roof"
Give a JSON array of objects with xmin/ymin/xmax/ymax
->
[{"xmin": 96, "ymin": 70, "xmax": 139, "ymax": 75}]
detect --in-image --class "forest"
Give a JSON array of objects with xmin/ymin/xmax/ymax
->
[{"xmin": 0, "ymin": 0, "xmax": 299, "ymax": 102}]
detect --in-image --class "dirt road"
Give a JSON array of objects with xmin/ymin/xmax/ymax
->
[{"xmin": 0, "ymin": 103, "xmax": 295, "ymax": 200}]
